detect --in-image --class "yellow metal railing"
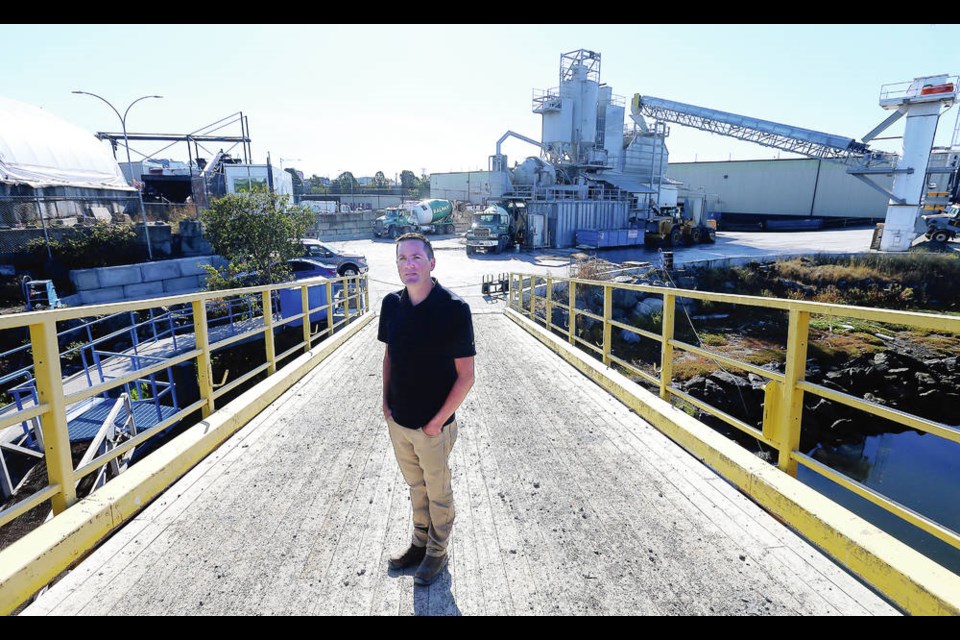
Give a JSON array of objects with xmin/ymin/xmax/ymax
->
[
  {"xmin": 509, "ymin": 272, "xmax": 960, "ymax": 554},
  {"xmin": 0, "ymin": 274, "xmax": 369, "ymax": 531}
]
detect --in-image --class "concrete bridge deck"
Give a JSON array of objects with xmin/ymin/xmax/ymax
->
[{"xmin": 20, "ymin": 313, "xmax": 899, "ymax": 615}]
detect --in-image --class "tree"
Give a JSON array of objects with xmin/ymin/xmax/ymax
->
[
  {"xmin": 199, "ymin": 191, "xmax": 315, "ymax": 290},
  {"xmin": 285, "ymin": 168, "xmax": 304, "ymax": 196},
  {"xmin": 399, "ymin": 170, "xmax": 417, "ymax": 191},
  {"xmin": 308, "ymin": 175, "xmax": 328, "ymax": 194},
  {"xmin": 414, "ymin": 172, "xmax": 431, "ymax": 199},
  {"xmin": 333, "ymin": 171, "xmax": 358, "ymax": 194},
  {"xmin": 371, "ymin": 171, "xmax": 390, "ymax": 189}
]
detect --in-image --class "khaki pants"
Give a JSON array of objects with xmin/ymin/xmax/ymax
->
[{"xmin": 387, "ymin": 417, "xmax": 458, "ymax": 557}]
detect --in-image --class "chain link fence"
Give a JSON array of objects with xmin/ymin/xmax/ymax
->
[{"xmin": 0, "ymin": 196, "xmax": 200, "ymax": 258}]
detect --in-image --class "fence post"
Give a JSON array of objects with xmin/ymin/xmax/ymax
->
[
  {"xmin": 29, "ymin": 320, "xmax": 76, "ymax": 513},
  {"xmin": 326, "ymin": 281, "xmax": 334, "ymax": 337},
  {"xmin": 546, "ymin": 276, "xmax": 553, "ymax": 331},
  {"xmin": 33, "ymin": 196, "xmax": 53, "ymax": 260},
  {"xmin": 191, "ymin": 300, "xmax": 215, "ymax": 418},
  {"xmin": 568, "ymin": 280, "xmax": 576, "ymax": 345},
  {"xmin": 778, "ymin": 308, "xmax": 810, "ymax": 476},
  {"xmin": 528, "ymin": 276, "xmax": 536, "ymax": 321},
  {"xmin": 659, "ymin": 293, "xmax": 676, "ymax": 401},
  {"xmin": 263, "ymin": 290, "xmax": 276, "ymax": 375},
  {"xmin": 364, "ymin": 274, "xmax": 370, "ymax": 315},
  {"xmin": 302, "ymin": 284, "xmax": 311, "ymax": 351},
  {"xmin": 603, "ymin": 284, "xmax": 612, "ymax": 366}
]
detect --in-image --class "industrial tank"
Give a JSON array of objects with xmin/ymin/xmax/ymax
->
[{"xmin": 404, "ymin": 199, "xmax": 453, "ymax": 224}]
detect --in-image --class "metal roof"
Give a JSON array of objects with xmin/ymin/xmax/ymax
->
[{"xmin": 594, "ymin": 172, "xmax": 658, "ymax": 194}]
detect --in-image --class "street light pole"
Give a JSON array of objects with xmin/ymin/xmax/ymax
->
[{"xmin": 73, "ymin": 91, "xmax": 162, "ymax": 259}]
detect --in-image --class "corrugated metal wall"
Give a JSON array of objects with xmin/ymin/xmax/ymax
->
[
  {"xmin": 531, "ymin": 200, "xmax": 631, "ymax": 248},
  {"xmin": 667, "ymin": 158, "xmax": 891, "ymax": 218}
]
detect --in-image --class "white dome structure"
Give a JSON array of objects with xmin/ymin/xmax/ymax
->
[{"xmin": 0, "ymin": 97, "xmax": 133, "ymax": 191}]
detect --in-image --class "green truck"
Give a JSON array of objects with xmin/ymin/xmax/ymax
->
[
  {"xmin": 372, "ymin": 199, "xmax": 456, "ymax": 238},
  {"xmin": 465, "ymin": 204, "xmax": 516, "ymax": 255}
]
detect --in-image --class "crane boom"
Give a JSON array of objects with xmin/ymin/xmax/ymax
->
[{"xmin": 631, "ymin": 94, "xmax": 870, "ymax": 161}]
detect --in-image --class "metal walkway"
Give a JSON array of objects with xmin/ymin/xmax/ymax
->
[{"xmin": 20, "ymin": 314, "xmax": 899, "ymax": 616}]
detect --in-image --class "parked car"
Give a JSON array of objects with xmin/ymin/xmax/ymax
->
[
  {"xmin": 234, "ymin": 258, "xmax": 338, "ymax": 287},
  {"xmin": 286, "ymin": 257, "xmax": 339, "ymax": 280},
  {"xmin": 300, "ymin": 239, "xmax": 368, "ymax": 276}
]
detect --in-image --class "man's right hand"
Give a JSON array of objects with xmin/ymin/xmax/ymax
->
[{"xmin": 383, "ymin": 405, "xmax": 392, "ymax": 422}]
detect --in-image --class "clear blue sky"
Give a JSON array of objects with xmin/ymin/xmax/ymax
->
[{"xmin": 2, "ymin": 24, "xmax": 958, "ymax": 181}]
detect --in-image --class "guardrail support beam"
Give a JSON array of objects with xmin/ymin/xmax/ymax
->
[
  {"xmin": 191, "ymin": 300, "xmax": 215, "ymax": 418},
  {"xmin": 779, "ymin": 309, "xmax": 810, "ymax": 476},
  {"xmin": 659, "ymin": 293, "xmax": 676, "ymax": 401},
  {"xmin": 29, "ymin": 321, "xmax": 75, "ymax": 512}
]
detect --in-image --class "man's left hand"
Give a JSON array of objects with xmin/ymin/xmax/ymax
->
[{"xmin": 422, "ymin": 420, "xmax": 443, "ymax": 437}]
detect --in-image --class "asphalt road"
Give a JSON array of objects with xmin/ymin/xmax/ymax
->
[{"xmin": 328, "ymin": 226, "xmax": 886, "ymax": 314}]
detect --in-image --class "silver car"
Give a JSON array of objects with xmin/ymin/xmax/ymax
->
[{"xmin": 300, "ymin": 239, "xmax": 369, "ymax": 276}]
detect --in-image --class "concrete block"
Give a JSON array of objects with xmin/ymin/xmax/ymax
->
[
  {"xmin": 69, "ymin": 269, "xmax": 100, "ymax": 291},
  {"xmin": 178, "ymin": 256, "xmax": 220, "ymax": 276},
  {"xmin": 88, "ymin": 205, "xmax": 112, "ymax": 222},
  {"xmin": 96, "ymin": 265, "xmax": 143, "ymax": 288},
  {"xmin": 141, "ymin": 261, "xmax": 182, "ymax": 282},
  {"xmin": 124, "ymin": 281, "xmax": 165, "ymax": 299},
  {"xmin": 163, "ymin": 276, "xmax": 201, "ymax": 293},
  {"xmin": 79, "ymin": 286, "xmax": 125, "ymax": 305}
]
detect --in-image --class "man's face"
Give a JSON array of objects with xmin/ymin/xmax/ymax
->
[{"xmin": 396, "ymin": 239, "xmax": 435, "ymax": 287}]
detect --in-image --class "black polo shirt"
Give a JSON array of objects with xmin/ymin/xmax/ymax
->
[{"xmin": 378, "ymin": 279, "xmax": 475, "ymax": 430}]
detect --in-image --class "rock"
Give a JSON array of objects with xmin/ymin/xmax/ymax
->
[
  {"xmin": 613, "ymin": 287, "xmax": 641, "ymax": 310},
  {"xmin": 708, "ymin": 370, "xmax": 752, "ymax": 392},
  {"xmin": 634, "ymin": 297, "xmax": 664, "ymax": 318},
  {"xmin": 621, "ymin": 328, "xmax": 642, "ymax": 344}
]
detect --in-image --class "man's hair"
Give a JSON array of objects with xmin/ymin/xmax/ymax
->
[{"xmin": 396, "ymin": 232, "xmax": 434, "ymax": 260}]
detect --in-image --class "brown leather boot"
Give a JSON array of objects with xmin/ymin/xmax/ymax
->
[
  {"xmin": 387, "ymin": 544, "xmax": 426, "ymax": 570},
  {"xmin": 413, "ymin": 553, "xmax": 448, "ymax": 586}
]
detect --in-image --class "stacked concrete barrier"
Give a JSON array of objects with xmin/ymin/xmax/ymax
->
[
  {"xmin": 310, "ymin": 211, "xmax": 381, "ymax": 240},
  {"xmin": 66, "ymin": 255, "xmax": 228, "ymax": 306}
]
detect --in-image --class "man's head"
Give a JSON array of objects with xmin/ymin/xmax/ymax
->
[
  {"xmin": 395, "ymin": 232, "xmax": 434, "ymax": 260},
  {"xmin": 395, "ymin": 232, "xmax": 435, "ymax": 288}
]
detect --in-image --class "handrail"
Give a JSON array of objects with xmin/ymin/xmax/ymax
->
[
  {"xmin": 508, "ymin": 272, "xmax": 960, "ymax": 555},
  {"xmin": 0, "ymin": 273, "xmax": 370, "ymax": 538}
]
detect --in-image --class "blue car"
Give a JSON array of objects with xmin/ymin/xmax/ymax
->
[{"xmin": 286, "ymin": 257, "xmax": 339, "ymax": 281}]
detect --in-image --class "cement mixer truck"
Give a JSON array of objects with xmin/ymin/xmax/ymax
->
[
  {"xmin": 465, "ymin": 201, "xmax": 521, "ymax": 255},
  {"xmin": 373, "ymin": 199, "xmax": 456, "ymax": 238}
]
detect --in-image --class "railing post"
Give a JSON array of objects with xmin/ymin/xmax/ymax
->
[
  {"xmin": 546, "ymin": 276, "xmax": 553, "ymax": 331},
  {"xmin": 191, "ymin": 300, "xmax": 215, "ymax": 418},
  {"xmin": 326, "ymin": 281, "xmax": 334, "ymax": 336},
  {"xmin": 301, "ymin": 284, "xmax": 311, "ymax": 352},
  {"xmin": 364, "ymin": 274, "xmax": 370, "ymax": 314},
  {"xmin": 568, "ymin": 280, "xmax": 576, "ymax": 345},
  {"xmin": 29, "ymin": 320, "xmax": 76, "ymax": 513},
  {"xmin": 603, "ymin": 284, "xmax": 612, "ymax": 366},
  {"xmin": 343, "ymin": 279, "xmax": 352, "ymax": 324},
  {"xmin": 778, "ymin": 308, "xmax": 810, "ymax": 476},
  {"xmin": 262, "ymin": 290, "xmax": 276, "ymax": 375},
  {"xmin": 528, "ymin": 276, "xmax": 536, "ymax": 321},
  {"xmin": 761, "ymin": 380, "xmax": 781, "ymax": 444},
  {"xmin": 659, "ymin": 293, "xmax": 676, "ymax": 401}
]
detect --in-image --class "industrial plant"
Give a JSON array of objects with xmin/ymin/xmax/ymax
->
[{"xmin": 432, "ymin": 49, "xmax": 959, "ymax": 251}]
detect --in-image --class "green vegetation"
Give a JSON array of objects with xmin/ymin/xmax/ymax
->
[
  {"xmin": 199, "ymin": 191, "xmax": 314, "ymax": 290},
  {"xmin": 693, "ymin": 253, "xmax": 960, "ymax": 312},
  {"xmin": 21, "ymin": 223, "xmax": 147, "ymax": 270}
]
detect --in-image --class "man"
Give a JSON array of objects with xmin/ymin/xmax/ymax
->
[{"xmin": 379, "ymin": 232, "xmax": 476, "ymax": 586}]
